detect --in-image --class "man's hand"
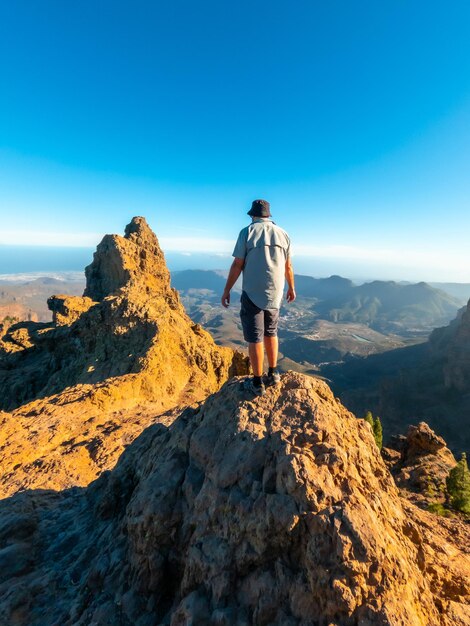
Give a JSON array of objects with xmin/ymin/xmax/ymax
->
[
  {"xmin": 221, "ymin": 258, "xmax": 244, "ymax": 308},
  {"xmin": 221, "ymin": 290, "xmax": 231, "ymax": 308},
  {"xmin": 285, "ymin": 258, "xmax": 295, "ymax": 303},
  {"xmin": 286, "ymin": 287, "xmax": 296, "ymax": 303}
]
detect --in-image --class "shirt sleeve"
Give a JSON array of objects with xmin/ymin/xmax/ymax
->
[
  {"xmin": 232, "ymin": 229, "xmax": 247, "ymax": 259},
  {"xmin": 285, "ymin": 234, "xmax": 291, "ymax": 259}
]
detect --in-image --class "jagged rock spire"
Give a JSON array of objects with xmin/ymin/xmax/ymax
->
[
  {"xmin": 84, "ymin": 216, "xmax": 171, "ymax": 301},
  {"xmin": 0, "ymin": 217, "xmax": 249, "ymax": 495}
]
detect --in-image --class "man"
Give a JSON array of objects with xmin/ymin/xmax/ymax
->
[{"xmin": 221, "ymin": 199, "xmax": 296, "ymax": 396}]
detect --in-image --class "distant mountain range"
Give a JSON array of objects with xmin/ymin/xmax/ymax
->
[
  {"xmin": 313, "ymin": 280, "xmax": 460, "ymax": 333},
  {"xmin": 172, "ymin": 270, "xmax": 462, "ymax": 334},
  {"xmin": 0, "ymin": 275, "xmax": 85, "ymax": 322},
  {"xmin": 430, "ymin": 282, "xmax": 470, "ymax": 304},
  {"xmin": 1, "ymin": 269, "xmax": 466, "ymax": 334},
  {"xmin": 171, "ymin": 269, "xmax": 228, "ymax": 292}
]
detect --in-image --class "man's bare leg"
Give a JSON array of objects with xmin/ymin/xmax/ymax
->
[
  {"xmin": 248, "ymin": 342, "xmax": 264, "ymax": 376},
  {"xmin": 264, "ymin": 335, "xmax": 278, "ymax": 369}
]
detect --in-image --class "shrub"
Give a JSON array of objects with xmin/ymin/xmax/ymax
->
[
  {"xmin": 427, "ymin": 502, "xmax": 452, "ymax": 517},
  {"xmin": 363, "ymin": 411, "xmax": 383, "ymax": 449},
  {"xmin": 373, "ymin": 416, "xmax": 383, "ymax": 450},
  {"xmin": 364, "ymin": 411, "xmax": 374, "ymax": 428},
  {"xmin": 446, "ymin": 452, "xmax": 470, "ymax": 514}
]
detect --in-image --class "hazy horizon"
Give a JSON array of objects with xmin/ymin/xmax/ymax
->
[{"xmin": 2, "ymin": 243, "xmax": 470, "ymax": 286}]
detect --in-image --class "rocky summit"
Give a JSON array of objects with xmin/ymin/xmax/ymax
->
[
  {"xmin": 0, "ymin": 217, "xmax": 248, "ymax": 497},
  {"xmin": 0, "ymin": 372, "xmax": 469, "ymax": 625}
]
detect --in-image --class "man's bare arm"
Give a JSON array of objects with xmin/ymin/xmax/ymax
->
[
  {"xmin": 221, "ymin": 257, "xmax": 244, "ymax": 307},
  {"xmin": 285, "ymin": 257, "xmax": 296, "ymax": 302}
]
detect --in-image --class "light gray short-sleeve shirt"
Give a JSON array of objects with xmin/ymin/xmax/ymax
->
[{"xmin": 232, "ymin": 218, "xmax": 291, "ymax": 310}]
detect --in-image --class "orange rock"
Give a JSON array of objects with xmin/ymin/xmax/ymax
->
[
  {"xmin": 0, "ymin": 372, "xmax": 468, "ymax": 624},
  {"xmin": 0, "ymin": 217, "xmax": 248, "ymax": 498}
]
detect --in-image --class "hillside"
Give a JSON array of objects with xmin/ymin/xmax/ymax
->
[
  {"xmin": 322, "ymin": 301, "xmax": 470, "ymax": 452},
  {"xmin": 1, "ymin": 372, "xmax": 469, "ymax": 625},
  {"xmin": 0, "ymin": 275, "xmax": 85, "ymax": 323},
  {"xmin": 430, "ymin": 282, "xmax": 470, "ymax": 305},
  {"xmin": 280, "ymin": 320, "xmax": 404, "ymax": 367},
  {"xmin": 172, "ymin": 269, "xmax": 229, "ymax": 293},
  {"xmin": 285, "ymin": 274, "xmax": 354, "ymax": 300},
  {"xmin": 310, "ymin": 280, "xmax": 460, "ymax": 333}
]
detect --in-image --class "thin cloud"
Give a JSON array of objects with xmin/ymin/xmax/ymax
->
[
  {"xmin": 159, "ymin": 236, "xmax": 234, "ymax": 253},
  {"xmin": 0, "ymin": 230, "xmax": 101, "ymax": 247},
  {"xmin": 2, "ymin": 231, "xmax": 469, "ymax": 281},
  {"xmin": 293, "ymin": 242, "xmax": 467, "ymax": 265}
]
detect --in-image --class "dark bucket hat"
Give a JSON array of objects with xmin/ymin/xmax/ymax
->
[{"xmin": 247, "ymin": 199, "xmax": 271, "ymax": 217}]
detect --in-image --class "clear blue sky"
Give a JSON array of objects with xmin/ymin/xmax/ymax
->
[{"xmin": 1, "ymin": 1, "xmax": 469, "ymax": 280}]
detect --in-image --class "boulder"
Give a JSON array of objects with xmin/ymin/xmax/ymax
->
[
  {"xmin": 387, "ymin": 422, "xmax": 457, "ymax": 498},
  {"xmin": 47, "ymin": 295, "xmax": 95, "ymax": 326}
]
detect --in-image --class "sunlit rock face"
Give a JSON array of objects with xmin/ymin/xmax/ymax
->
[
  {"xmin": 83, "ymin": 216, "xmax": 173, "ymax": 302},
  {"xmin": 0, "ymin": 217, "xmax": 248, "ymax": 497},
  {"xmin": 1, "ymin": 372, "xmax": 468, "ymax": 625},
  {"xmin": 0, "ymin": 218, "xmax": 468, "ymax": 626},
  {"xmin": 384, "ymin": 421, "xmax": 457, "ymax": 501}
]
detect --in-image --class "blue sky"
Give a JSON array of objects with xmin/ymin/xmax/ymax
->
[{"xmin": 1, "ymin": 1, "xmax": 469, "ymax": 280}]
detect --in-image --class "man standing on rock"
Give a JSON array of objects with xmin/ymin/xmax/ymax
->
[{"xmin": 221, "ymin": 199, "xmax": 296, "ymax": 396}]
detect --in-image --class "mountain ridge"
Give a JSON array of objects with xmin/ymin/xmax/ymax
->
[{"xmin": 172, "ymin": 269, "xmax": 461, "ymax": 333}]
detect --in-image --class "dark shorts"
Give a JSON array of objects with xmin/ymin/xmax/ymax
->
[{"xmin": 240, "ymin": 291, "xmax": 279, "ymax": 344}]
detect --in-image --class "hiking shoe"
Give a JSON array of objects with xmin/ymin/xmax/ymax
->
[
  {"xmin": 243, "ymin": 377, "xmax": 266, "ymax": 396},
  {"xmin": 266, "ymin": 369, "xmax": 281, "ymax": 386}
]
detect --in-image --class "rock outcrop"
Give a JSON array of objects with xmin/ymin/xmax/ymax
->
[
  {"xmin": 47, "ymin": 294, "xmax": 95, "ymax": 326},
  {"xmin": 383, "ymin": 422, "xmax": 457, "ymax": 506},
  {"xmin": 0, "ymin": 373, "xmax": 468, "ymax": 625},
  {"xmin": 0, "ymin": 217, "xmax": 248, "ymax": 497}
]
